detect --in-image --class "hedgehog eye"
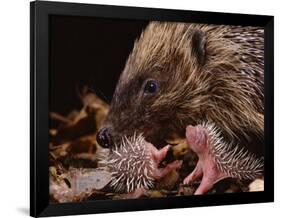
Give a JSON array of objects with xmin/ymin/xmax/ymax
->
[{"xmin": 144, "ymin": 80, "xmax": 159, "ymax": 94}]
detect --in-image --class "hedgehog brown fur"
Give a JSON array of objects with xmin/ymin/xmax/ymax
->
[{"xmin": 100, "ymin": 22, "xmax": 264, "ymax": 184}]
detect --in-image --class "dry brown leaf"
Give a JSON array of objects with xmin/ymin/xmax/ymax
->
[{"xmin": 156, "ymin": 170, "xmax": 179, "ymax": 190}]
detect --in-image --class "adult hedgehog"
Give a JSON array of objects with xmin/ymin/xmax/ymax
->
[{"xmin": 97, "ymin": 22, "xmax": 264, "ymax": 194}]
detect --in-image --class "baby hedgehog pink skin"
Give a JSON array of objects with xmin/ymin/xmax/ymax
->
[
  {"xmin": 184, "ymin": 123, "xmax": 263, "ymax": 195},
  {"xmin": 184, "ymin": 125, "xmax": 227, "ymax": 195}
]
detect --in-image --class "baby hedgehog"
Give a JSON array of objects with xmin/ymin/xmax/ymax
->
[
  {"xmin": 185, "ymin": 123, "xmax": 263, "ymax": 195},
  {"xmin": 99, "ymin": 133, "xmax": 182, "ymax": 193}
]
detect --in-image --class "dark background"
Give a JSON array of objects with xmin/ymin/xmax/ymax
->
[{"xmin": 49, "ymin": 15, "xmax": 148, "ymax": 116}]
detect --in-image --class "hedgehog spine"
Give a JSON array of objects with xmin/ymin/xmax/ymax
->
[
  {"xmin": 202, "ymin": 121, "xmax": 264, "ymax": 180},
  {"xmin": 99, "ymin": 133, "xmax": 156, "ymax": 193}
]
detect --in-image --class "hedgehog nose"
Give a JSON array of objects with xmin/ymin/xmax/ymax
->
[{"xmin": 97, "ymin": 127, "xmax": 112, "ymax": 148}]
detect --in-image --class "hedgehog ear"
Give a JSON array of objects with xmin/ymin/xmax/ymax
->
[{"xmin": 190, "ymin": 29, "xmax": 206, "ymax": 65}]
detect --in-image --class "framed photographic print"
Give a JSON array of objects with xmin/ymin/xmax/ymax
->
[{"xmin": 30, "ymin": 1, "xmax": 274, "ymax": 217}]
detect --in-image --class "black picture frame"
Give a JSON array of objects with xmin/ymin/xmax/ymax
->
[{"xmin": 30, "ymin": 1, "xmax": 274, "ymax": 217}]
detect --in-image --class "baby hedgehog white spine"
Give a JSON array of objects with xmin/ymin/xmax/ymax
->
[
  {"xmin": 202, "ymin": 122, "xmax": 264, "ymax": 180},
  {"xmin": 99, "ymin": 133, "xmax": 156, "ymax": 193}
]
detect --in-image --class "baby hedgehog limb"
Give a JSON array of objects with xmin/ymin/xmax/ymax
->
[
  {"xmin": 100, "ymin": 134, "xmax": 182, "ymax": 193},
  {"xmin": 184, "ymin": 123, "xmax": 264, "ymax": 195}
]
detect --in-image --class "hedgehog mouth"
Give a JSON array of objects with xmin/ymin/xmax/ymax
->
[{"xmin": 145, "ymin": 135, "xmax": 167, "ymax": 149}]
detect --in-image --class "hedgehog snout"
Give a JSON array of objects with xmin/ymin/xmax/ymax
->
[{"xmin": 97, "ymin": 127, "xmax": 113, "ymax": 148}]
